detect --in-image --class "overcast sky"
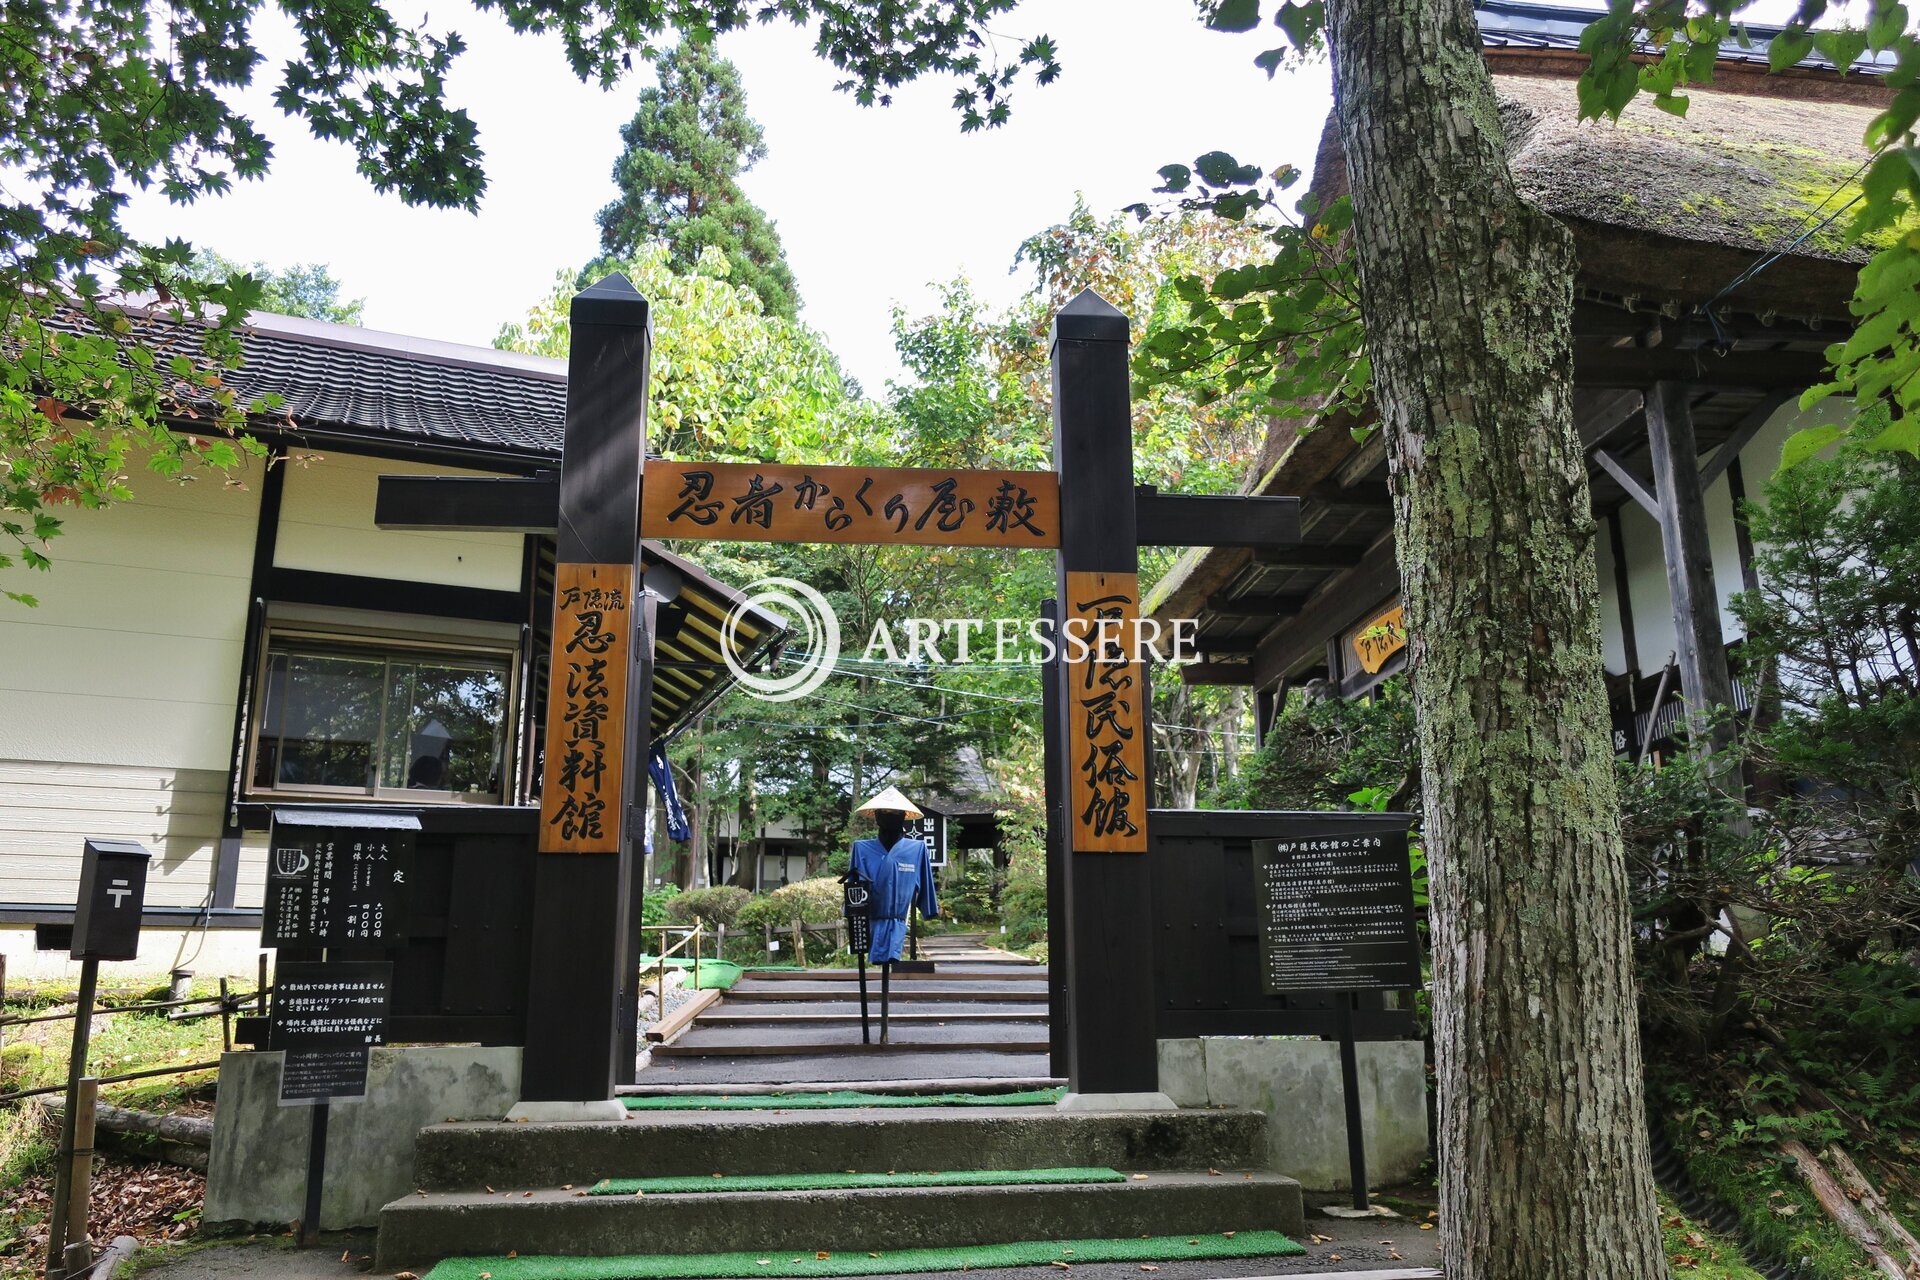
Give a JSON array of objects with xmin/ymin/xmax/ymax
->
[{"xmin": 117, "ymin": 1, "xmax": 1334, "ymax": 391}]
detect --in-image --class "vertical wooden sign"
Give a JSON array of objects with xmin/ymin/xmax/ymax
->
[
  {"xmin": 1062, "ymin": 570, "xmax": 1148, "ymax": 853},
  {"xmin": 539, "ymin": 563, "xmax": 633, "ymax": 854}
]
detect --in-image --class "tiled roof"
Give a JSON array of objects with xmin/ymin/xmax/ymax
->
[
  {"xmin": 1476, "ymin": 0, "xmax": 1897, "ymax": 75},
  {"xmin": 228, "ymin": 312, "xmax": 567, "ymax": 461}
]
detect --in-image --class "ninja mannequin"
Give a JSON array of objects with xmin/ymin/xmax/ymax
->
[{"xmin": 846, "ymin": 788, "xmax": 938, "ymax": 1044}]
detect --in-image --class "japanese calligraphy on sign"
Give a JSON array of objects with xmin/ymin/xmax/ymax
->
[
  {"xmin": 1348, "ymin": 602, "xmax": 1407, "ymax": 676},
  {"xmin": 263, "ymin": 824, "xmax": 413, "ymax": 949},
  {"xmin": 1062, "ymin": 571, "xmax": 1149, "ymax": 853},
  {"xmin": 1252, "ymin": 829, "xmax": 1420, "ymax": 995},
  {"xmin": 269, "ymin": 960, "xmax": 391, "ymax": 1104},
  {"xmin": 641, "ymin": 462, "xmax": 1061, "ymax": 549},
  {"xmin": 540, "ymin": 563, "xmax": 633, "ymax": 853}
]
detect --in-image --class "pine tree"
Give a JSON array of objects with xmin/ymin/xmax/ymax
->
[{"xmin": 595, "ymin": 41, "xmax": 800, "ymax": 319}]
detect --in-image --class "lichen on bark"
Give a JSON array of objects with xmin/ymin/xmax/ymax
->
[{"xmin": 1322, "ymin": 0, "xmax": 1664, "ymax": 1275}]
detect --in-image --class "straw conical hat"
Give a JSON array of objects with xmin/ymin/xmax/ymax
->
[{"xmin": 855, "ymin": 786, "xmax": 923, "ymax": 818}]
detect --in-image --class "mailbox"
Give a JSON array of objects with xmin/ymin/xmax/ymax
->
[{"xmin": 72, "ymin": 838, "xmax": 151, "ymax": 961}]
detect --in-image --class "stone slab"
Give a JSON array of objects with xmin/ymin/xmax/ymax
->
[
  {"xmin": 204, "ymin": 1047, "xmax": 520, "ymax": 1232},
  {"xmin": 377, "ymin": 1171, "xmax": 1304, "ymax": 1269},
  {"xmin": 634, "ymin": 1049, "xmax": 1052, "ymax": 1084},
  {"xmin": 1156, "ymin": 1038, "xmax": 1428, "ymax": 1192},
  {"xmin": 410, "ymin": 1108, "xmax": 1270, "ymax": 1190}
]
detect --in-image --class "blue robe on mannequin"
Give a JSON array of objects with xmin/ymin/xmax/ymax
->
[{"xmin": 844, "ymin": 787, "xmax": 938, "ymax": 1044}]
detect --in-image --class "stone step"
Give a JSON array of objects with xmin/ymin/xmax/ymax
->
[
  {"xmin": 616, "ymin": 1077, "xmax": 1061, "ymax": 1097},
  {"xmin": 698, "ymin": 1008, "xmax": 1049, "ymax": 1025},
  {"xmin": 751, "ymin": 966, "xmax": 1045, "ymax": 981},
  {"xmin": 376, "ymin": 1171, "xmax": 1303, "ymax": 1269},
  {"xmin": 635, "ymin": 1050, "xmax": 1052, "ymax": 1086},
  {"xmin": 412, "ymin": 1108, "xmax": 1269, "ymax": 1191},
  {"xmin": 653, "ymin": 1023, "xmax": 1049, "ymax": 1056},
  {"xmin": 723, "ymin": 984, "xmax": 1042, "ymax": 1002}
]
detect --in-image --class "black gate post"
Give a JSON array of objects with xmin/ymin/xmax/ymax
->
[
  {"xmin": 1049, "ymin": 290, "xmax": 1164, "ymax": 1104},
  {"xmin": 1038, "ymin": 597, "xmax": 1070, "ymax": 1079},
  {"xmin": 518, "ymin": 274, "xmax": 652, "ymax": 1111}
]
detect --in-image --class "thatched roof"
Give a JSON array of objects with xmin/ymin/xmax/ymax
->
[{"xmin": 1499, "ymin": 73, "xmax": 1886, "ymax": 264}]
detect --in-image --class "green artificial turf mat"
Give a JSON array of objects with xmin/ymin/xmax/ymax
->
[
  {"xmin": 588, "ymin": 1167, "xmax": 1124, "ymax": 1196},
  {"xmin": 423, "ymin": 1231, "xmax": 1304, "ymax": 1280},
  {"xmin": 622, "ymin": 1088, "xmax": 1065, "ymax": 1111}
]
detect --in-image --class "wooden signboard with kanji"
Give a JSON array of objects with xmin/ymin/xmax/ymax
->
[
  {"xmin": 1061, "ymin": 570, "xmax": 1149, "ymax": 853},
  {"xmin": 641, "ymin": 461, "xmax": 1060, "ymax": 549},
  {"xmin": 539, "ymin": 563, "xmax": 633, "ymax": 853}
]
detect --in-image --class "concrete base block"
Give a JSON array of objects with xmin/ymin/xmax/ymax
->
[
  {"xmin": 1157, "ymin": 1038, "xmax": 1428, "ymax": 1192},
  {"xmin": 1055, "ymin": 1091, "xmax": 1176, "ymax": 1112},
  {"xmin": 204, "ymin": 1046, "xmax": 521, "ymax": 1232},
  {"xmin": 505, "ymin": 1100, "xmax": 628, "ymax": 1123}
]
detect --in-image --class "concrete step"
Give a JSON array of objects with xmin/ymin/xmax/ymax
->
[
  {"xmin": 752, "ymin": 966, "xmax": 1046, "ymax": 981},
  {"xmin": 723, "ymin": 983, "xmax": 1042, "ymax": 1002},
  {"xmin": 653, "ymin": 1023, "xmax": 1049, "ymax": 1056},
  {"xmin": 616, "ymin": 1077, "xmax": 1062, "ymax": 1097},
  {"xmin": 635, "ymin": 1050, "xmax": 1052, "ymax": 1086},
  {"xmin": 698, "ymin": 1009, "xmax": 1049, "ymax": 1025},
  {"xmin": 376, "ymin": 1171, "xmax": 1303, "ymax": 1269},
  {"xmin": 412, "ymin": 1108, "xmax": 1270, "ymax": 1190}
]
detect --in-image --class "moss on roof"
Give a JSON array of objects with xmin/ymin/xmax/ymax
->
[{"xmin": 1497, "ymin": 74, "xmax": 1905, "ymax": 262}]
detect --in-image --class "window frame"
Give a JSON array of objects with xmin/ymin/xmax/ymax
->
[{"xmin": 243, "ymin": 622, "xmax": 522, "ymax": 807}]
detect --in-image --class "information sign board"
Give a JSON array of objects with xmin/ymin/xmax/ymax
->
[
  {"xmin": 265, "ymin": 813, "xmax": 417, "ymax": 949},
  {"xmin": 1253, "ymin": 829, "xmax": 1420, "ymax": 995},
  {"xmin": 270, "ymin": 960, "xmax": 391, "ymax": 1105}
]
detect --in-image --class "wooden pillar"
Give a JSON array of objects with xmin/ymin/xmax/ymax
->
[
  {"xmin": 618, "ymin": 589, "xmax": 660, "ymax": 1085},
  {"xmin": 521, "ymin": 274, "xmax": 651, "ymax": 1105},
  {"xmin": 1049, "ymin": 290, "xmax": 1160, "ymax": 1100},
  {"xmin": 1644, "ymin": 381, "xmax": 1738, "ymax": 747}
]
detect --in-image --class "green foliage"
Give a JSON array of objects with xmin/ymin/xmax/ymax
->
[
  {"xmin": 736, "ymin": 877, "xmax": 845, "ymax": 930},
  {"xmin": 2, "ymin": 0, "xmax": 1058, "ymax": 605},
  {"xmin": 641, "ymin": 883, "xmax": 681, "ymax": 928},
  {"xmin": 1207, "ymin": 680, "xmax": 1417, "ymax": 811},
  {"xmin": 1130, "ymin": 162, "xmax": 1367, "ymax": 423},
  {"xmin": 942, "ymin": 856, "xmax": 999, "ymax": 924},
  {"xmin": 665, "ymin": 884, "xmax": 753, "ymax": 927},
  {"xmin": 594, "ymin": 41, "xmax": 799, "ymax": 319},
  {"xmin": 1574, "ymin": 0, "xmax": 1920, "ymax": 469},
  {"xmin": 497, "ymin": 244, "xmax": 877, "ymax": 461},
  {"xmin": 996, "ymin": 799, "xmax": 1048, "ymax": 949},
  {"xmin": 186, "ymin": 251, "xmax": 367, "ymax": 324}
]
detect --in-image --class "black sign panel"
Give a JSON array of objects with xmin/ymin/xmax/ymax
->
[
  {"xmin": 72, "ymin": 839, "xmax": 151, "ymax": 961},
  {"xmin": 912, "ymin": 813, "xmax": 947, "ymax": 869},
  {"xmin": 844, "ymin": 881, "xmax": 872, "ymax": 956},
  {"xmin": 1253, "ymin": 829, "xmax": 1420, "ymax": 995},
  {"xmin": 270, "ymin": 960, "xmax": 391, "ymax": 1104},
  {"xmin": 265, "ymin": 816, "xmax": 416, "ymax": 949}
]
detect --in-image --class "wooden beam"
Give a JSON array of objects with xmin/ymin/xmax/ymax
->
[
  {"xmin": 1699, "ymin": 391, "xmax": 1793, "ymax": 489},
  {"xmin": 1574, "ymin": 344, "xmax": 1830, "ymax": 389},
  {"xmin": 1195, "ymin": 635, "xmax": 1262, "ymax": 655},
  {"xmin": 1252, "ymin": 536, "xmax": 1402, "ymax": 688},
  {"xmin": 1592, "ymin": 448, "xmax": 1660, "ymax": 517},
  {"xmin": 1645, "ymin": 380, "xmax": 1740, "ymax": 747},
  {"xmin": 1203, "ymin": 591, "xmax": 1311, "ymax": 619},
  {"xmin": 1134, "ymin": 488, "xmax": 1302, "ymax": 548},
  {"xmin": 1575, "ymin": 388, "xmax": 1643, "ymax": 452},
  {"xmin": 1181, "ymin": 661, "xmax": 1255, "ymax": 686},
  {"xmin": 1253, "ymin": 544, "xmax": 1368, "ymax": 570}
]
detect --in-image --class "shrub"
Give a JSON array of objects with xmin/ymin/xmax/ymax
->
[
  {"xmin": 640, "ymin": 883, "xmax": 680, "ymax": 928},
  {"xmin": 737, "ymin": 877, "xmax": 844, "ymax": 931},
  {"xmin": 997, "ymin": 799, "xmax": 1048, "ymax": 949},
  {"xmin": 664, "ymin": 884, "xmax": 752, "ymax": 928}
]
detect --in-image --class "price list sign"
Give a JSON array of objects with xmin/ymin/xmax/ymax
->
[
  {"xmin": 1253, "ymin": 829, "xmax": 1420, "ymax": 995},
  {"xmin": 844, "ymin": 882, "xmax": 872, "ymax": 956},
  {"xmin": 269, "ymin": 960, "xmax": 391, "ymax": 1104},
  {"xmin": 264, "ymin": 821, "xmax": 414, "ymax": 949}
]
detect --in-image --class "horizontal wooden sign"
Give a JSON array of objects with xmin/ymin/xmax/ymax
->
[
  {"xmin": 1062, "ymin": 571, "xmax": 1149, "ymax": 853},
  {"xmin": 641, "ymin": 461, "xmax": 1060, "ymax": 548},
  {"xmin": 540, "ymin": 562, "xmax": 633, "ymax": 854}
]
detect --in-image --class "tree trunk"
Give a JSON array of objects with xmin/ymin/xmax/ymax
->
[{"xmin": 1323, "ymin": 0, "xmax": 1661, "ymax": 1276}]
